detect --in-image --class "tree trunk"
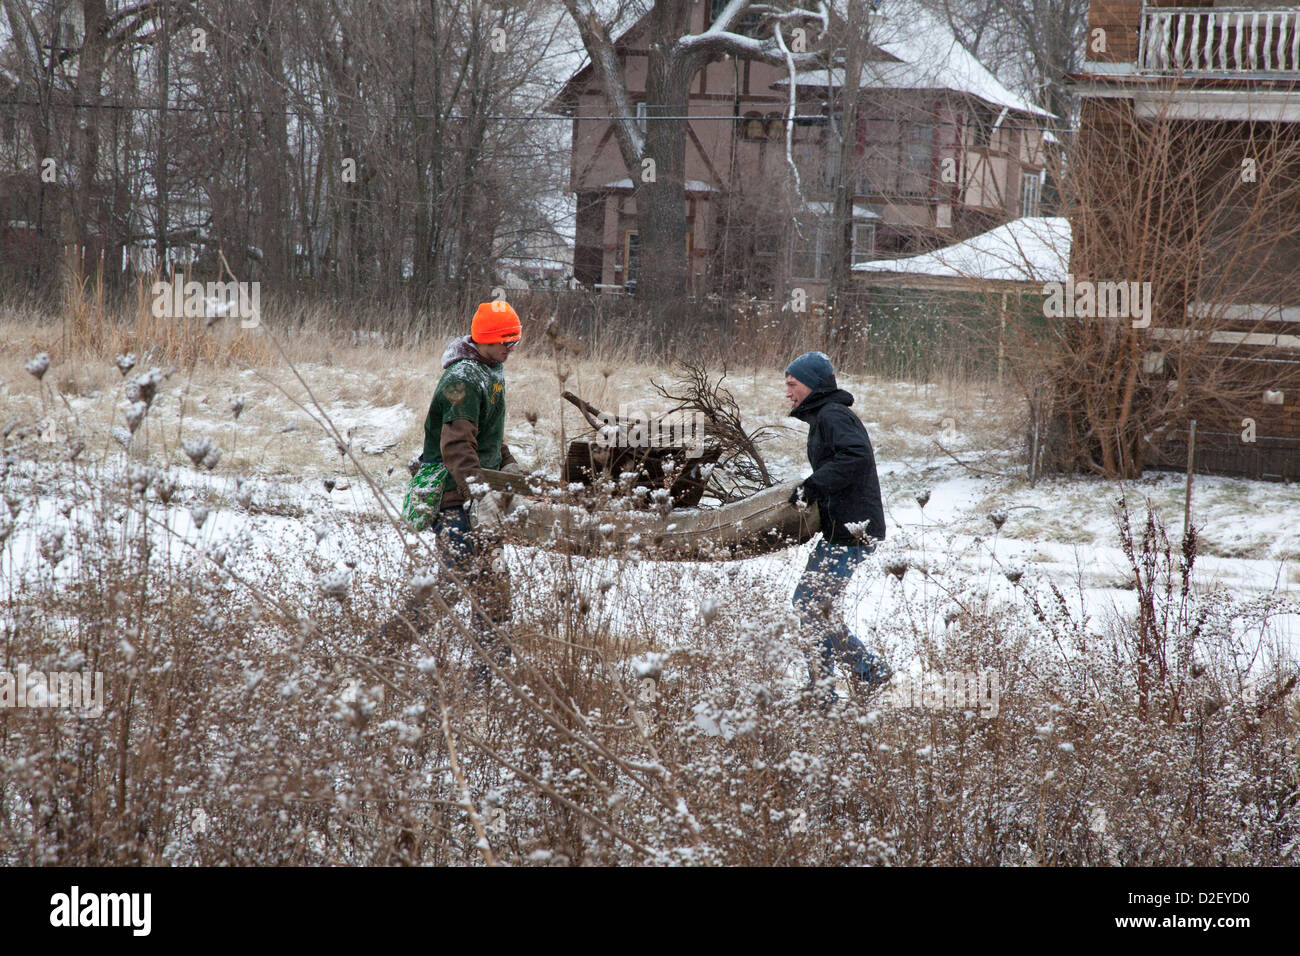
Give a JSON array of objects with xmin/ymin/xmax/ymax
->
[
  {"xmin": 637, "ymin": 53, "xmax": 694, "ymax": 307},
  {"xmin": 252, "ymin": 0, "xmax": 290, "ymax": 280},
  {"xmin": 635, "ymin": 0, "xmax": 696, "ymax": 310},
  {"xmin": 827, "ymin": 2, "xmax": 868, "ymax": 312},
  {"xmin": 74, "ymin": 0, "xmax": 108, "ymax": 251},
  {"xmin": 154, "ymin": 7, "xmax": 170, "ymax": 274}
]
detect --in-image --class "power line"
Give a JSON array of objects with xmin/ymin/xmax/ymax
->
[{"xmin": 0, "ymin": 97, "xmax": 1075, "ymax": 134}]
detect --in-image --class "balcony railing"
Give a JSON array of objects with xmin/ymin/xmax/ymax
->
[{"xmin": 1139, "ymin": 7, "xmax": 1300, "ymax": 75}]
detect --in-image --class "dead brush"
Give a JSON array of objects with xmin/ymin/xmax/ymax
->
[
  {"xmin": 52, "ymin": 257, "xmax": 273, "ymax": 371},
  {"xmin": 1, "ymin": 326, "xmax": 1297, "ymax": 867}
]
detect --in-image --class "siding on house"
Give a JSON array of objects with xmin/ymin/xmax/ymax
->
[
  {"xmin": 1088, "ymin": 0, "xmax": 1143, "ymax": 64},
  {"xmin": 1073, "ymin": 1, "xmax": 1300, "ymax": 478},
  {"xmin": 552, "ymin": 0, "xmax": 1052, "ymax": 299}
]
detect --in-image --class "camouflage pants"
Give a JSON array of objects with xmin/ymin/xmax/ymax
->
[{"xmin": 377, "ymin": 504, "xmax": 512, "ymax": 677}]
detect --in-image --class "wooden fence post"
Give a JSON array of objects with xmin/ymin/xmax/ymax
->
[{"xmin": 1184, "ymin": 418, "xmax": 1197, "ymax": 537}]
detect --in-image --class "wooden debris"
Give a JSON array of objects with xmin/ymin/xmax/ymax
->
[{"xmin": 478, "ymin": 470, "xmax": 819, "ymax": 560}]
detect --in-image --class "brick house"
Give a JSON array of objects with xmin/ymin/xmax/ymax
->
[
  {"xmin": 548, "ymin": 0, "xmax": 1054, "ymax": 300},
  {"xmin": 1072, "ymin": 1, "xmax": 1300, "ymax": 479}
]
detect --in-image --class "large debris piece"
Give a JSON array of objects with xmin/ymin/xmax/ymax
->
[
  {"xmin": 479, "ymin": 469, "xmax": 819, "ymax": 560},
  {"xmin": 559, "ymin": 390, "xmax": 720, "ymax": 508}
]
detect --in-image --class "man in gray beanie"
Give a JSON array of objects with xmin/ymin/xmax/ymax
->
[{"xmin": 785, "ymin": 351, "xmax": 891, "ymax": 709}]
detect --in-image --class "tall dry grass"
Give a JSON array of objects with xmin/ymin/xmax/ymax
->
[
  {"xmin": 5, "ymin": 262, "xmax": 990, "ymax": 390},
  {"xmin": 1, "ymin": 342, "xmax": 1296, "ymax": 865},
  {"xmin": 13, "ymin": 254, "xmax": 274, "ymax": 372}
]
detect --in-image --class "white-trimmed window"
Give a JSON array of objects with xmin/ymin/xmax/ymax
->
[
  {"xmin": 904, "ymin": 123, "xmax": 933, "ymax": 176},
  {"xmin": 624, "ymin": 230, "xmax": 640, "ymax": 284},
  {"xmin": 1020, "ymin": 172, "xmax": 1041, "ymax": 217},
  {"xmin": 851, "ymin": 222, "xmax": 876, "ymax": 265},
  {"xmin": 790, "ymin": 219, "xmax": 832, "ymax": 279}
]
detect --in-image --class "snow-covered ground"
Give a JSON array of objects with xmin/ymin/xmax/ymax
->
[
  {"xmin": 4, "ymin": 343, "xmax": 1295, "ymax": 869},
  {"xmin": 3, "ymin": 348, "xmax": 1297, "ymax": 670}
]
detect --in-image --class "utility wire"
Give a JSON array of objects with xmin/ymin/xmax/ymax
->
[{"xmin": 0, "ymin": 97, "xmax": 1074, "ymax": 133}]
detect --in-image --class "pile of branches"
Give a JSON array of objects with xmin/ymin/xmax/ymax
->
[{"xmin": 652, "ymin": 358, "xmax": 778, "ymax": 503}]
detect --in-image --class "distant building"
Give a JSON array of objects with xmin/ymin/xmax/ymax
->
[
  {"xmin": 549, "ymin": 0, "xmax": 1054, "ymax": 299},
  {"xmin": 1072, "ymin": 0, "xmax": 1300, "ymax": 479},
  {"xmin": 495, "ymin": 232, "xmax": 575, "ymax": 289}
]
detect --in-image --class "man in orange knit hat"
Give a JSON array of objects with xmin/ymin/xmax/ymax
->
[{"xmin": 389, "ymin": 299, "xmax": 524, "ymax": 686}]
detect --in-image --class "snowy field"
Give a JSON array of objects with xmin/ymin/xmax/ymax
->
[
  {"xmin": 4, "ymin": 339, "xmax": 1298, "ymax": 867},
  {"xmin": 5, "ymin": 348, "xmax": 1296, "ymax": 670}
]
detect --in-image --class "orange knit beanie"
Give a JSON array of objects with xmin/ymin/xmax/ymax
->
[{"xmin": 471, "ymin": 301, "xmax": 522, "ymax": 344}]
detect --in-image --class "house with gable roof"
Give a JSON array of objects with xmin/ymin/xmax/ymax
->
[{"xmin": 548, "ymin": 0, "xmax": 1055, "ymax": 299}]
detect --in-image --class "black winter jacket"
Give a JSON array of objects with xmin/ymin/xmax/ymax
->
[{"xmin": 791, "ymin": 388, "xmax": 886, "ymax": 545}]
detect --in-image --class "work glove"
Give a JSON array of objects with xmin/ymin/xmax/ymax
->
[
  {"xmin": 469, "ymin": 491, "xmax": 505, "ymax": 531},
  {"xmin": 788, "ymin": 482, "xmax": 807, "ymax": 507}
]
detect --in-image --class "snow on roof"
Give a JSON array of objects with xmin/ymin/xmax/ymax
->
[
  {"xmin": 506, "ymin": 259, "xmax": 569, "ymax": 272},
  {"xmin": 774, "ymin": 1, "xmax": 1054, "ymax": 120},
  {"xmin": 602, "ymin": 178, "xmax": 716, "ymax": 191},
  {"xmin": 855, "ymin": 216, "xmax": 1071, "ymax": 283},
  {"xmin": 550, "ymin": 1, "xmax": 647, "ymax": 104},
  {"xmin": 804, "ymin": 200, "xmax": 881, "ymax": 220}
]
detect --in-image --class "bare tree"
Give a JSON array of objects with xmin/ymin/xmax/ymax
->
[
  {"xmin": 652, "ymin": 357, "xmax": 777, "ymax": 500},
  {"xmin": 0, "ymin": 0, "xmax": 571, "ymax": 306},
  {"xmin": 824, "ymin": 0, "xmax": 870, "ymax": 310},
  {"xmin": 1018, "ymin": 102, "xmax": 1300, "ymax": 479},
  {"xmin": 560, "ymin": 0, "xmax": 829, "ymax": 313},
  {"xmin": 927, "ymin": 0, "xmax": 1088, "ymax": 135}
]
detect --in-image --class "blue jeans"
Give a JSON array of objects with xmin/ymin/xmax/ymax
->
[
  {"xmin": 430, "ymin": 505, "xmax": 511, "ymax": 629},
  {"xmin": 375, "ymin": 505, "xmax": 510, "ymax": 659},
  {"xmin": 792, "ymin": 538, "xmax": 888, "ymax": 689}
]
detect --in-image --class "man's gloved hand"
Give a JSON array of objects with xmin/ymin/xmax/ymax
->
[
  {"xmin": 788, "ymin": 482, "xmax": 807, "ymax": 507},
  {"xmin": 469, "ymin": 491, "xmax": 505, "ymax": 531},
  {"xmin": 497, "ymin": 460, "xmax": 528, "ymax": 503}
]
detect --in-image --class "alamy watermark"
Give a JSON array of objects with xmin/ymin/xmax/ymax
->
[
  {"xmin": 0, "ymin": 664, "xmax": 104, "ymax": 718},
  {"xmin": 50, "ymin": 886, "xmax": 150, "ymax": 936},
  {"xmin": 880, "ymin": 668, "xmax": 999, "ymax": 718},
  {"xmin": 1042, "ymin": 275, "xmax": 1152, "ymax": 328},
  {"xmin": 594, "ymin": 405, "xmax": 708, "ymax": 459},
  {"xmin": 151, "ymin": 276, "xmax": 261, "ymax": 328}
]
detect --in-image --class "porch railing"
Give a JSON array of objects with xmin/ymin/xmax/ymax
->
[{"xmin": 1139, "ymin": 6, "xmax": 1300, "ymax": 75}]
